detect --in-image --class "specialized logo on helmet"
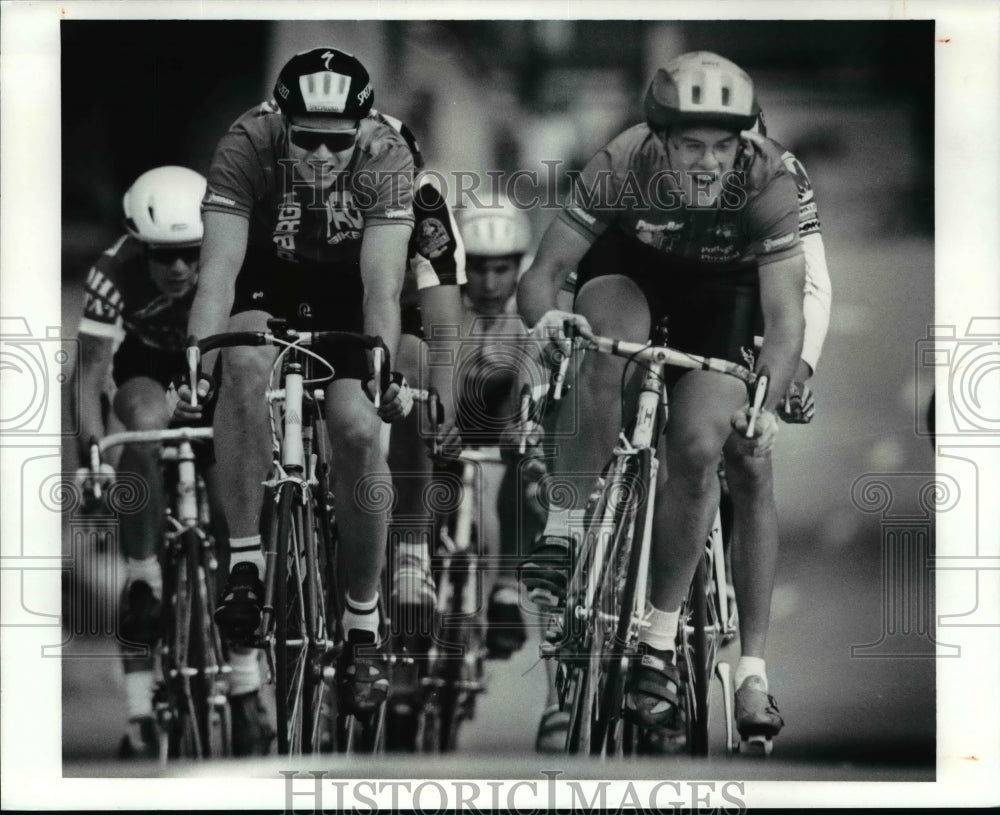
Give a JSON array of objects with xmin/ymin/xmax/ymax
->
[
  {"xmin": 356, "ymin": 83, "xmax": 373, "ymax": 106},
  {"xmin": 299, "ymin": 70, "xmax": 352, "ymax": 113},
  {"xmin": 276, "ymin": 81, "xmax": 290, "ymax": 100}
]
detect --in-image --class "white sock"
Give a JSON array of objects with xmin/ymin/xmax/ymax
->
[
  {"xmin": 228, "ymin": 648, "xmax": 262, "ymax": 696},
  {"xmin": 395, "ymin": 540, "xmax": 430, "ymax": 568},
  {"xmin": 542, "ymin": 508, "xmax": 571, "ymax": 539},
  {"xmin": 125, "ymin": 557, "xmax": 162, "ymax": 599},
  {"xmin": 230, "ymin": 535, "xmax": 265, "ymax": 574},
  {"xmin": 124, "ymin": 670, "xmax": 154, "ymax": 721},
  {"xmin": 735, "ymin": 656, "xmax": 768, "ymax": 691},
  {"xmin": 342, "ymin": 593, "xmax": 380, "ymax": 641},
  {"xmin": 639, "ymin": 604, "xmax": 681, "ymax": 652}
]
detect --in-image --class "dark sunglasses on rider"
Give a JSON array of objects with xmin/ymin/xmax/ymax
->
[
  {"xmin": 148, "ymin": 246, "xmax": 201, "ymax": 265},
  {"xmin": 288, "ymin": 125, "xmax": 358, "ymax": 153}
]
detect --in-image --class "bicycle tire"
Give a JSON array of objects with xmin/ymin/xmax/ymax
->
[
  {"xmin": 190, "ymin": 529, "xmax": 232, "ymax": 758},
  {"xmin": 274, "ymin": 484, "xmax": 308, "ymax": 754},
  {"xmin": 688, "ymin": 555, "xmax": 711, "ymax": 755},
  {"xmin": 592, "ymin": 447, "xmax": 653, "ymax": 756},
  {"xmin": 173, "ymin": 532, "xmax": 203, "ymax": 758}
]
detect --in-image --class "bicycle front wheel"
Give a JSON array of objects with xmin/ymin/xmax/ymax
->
[
  {"xmin": 273, "ymin": 483, "xmax": 329, "ymax": 755},
  {"xmin": 567, "ymin": 449, "xmax": 653, "ymax": 757}
]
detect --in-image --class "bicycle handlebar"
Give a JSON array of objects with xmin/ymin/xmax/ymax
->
[
  {"xmin": 96, "ymin": 426, "xmax": 215, "ymax": 455},
  {"xmin": 578, "ymin": 335, "xmax": 757, "ymax": 387},
  {"xmin": 185, "ymin": 327, "xmax": 392, "ymax": 403}
]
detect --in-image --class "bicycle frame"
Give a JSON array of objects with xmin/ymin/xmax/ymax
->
[
  {"xmin": 188, "ymin": 325, "xmax": 390, "ymax": 756},
  {"xmin": 541, "ymin": 330, "xmax": 757, "ymax": 757}
]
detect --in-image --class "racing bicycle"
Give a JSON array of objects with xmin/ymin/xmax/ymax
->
[
  {"xmin": 186, "ymin": 320, "xmax": 391, "ymax": 755},
  {"xmin": 85, "ymin": 425, "xmax": 229, "ymax": 761},
  {"xmin": 536, "ymin": 322, "xmax": 766, "ymax": 758}
]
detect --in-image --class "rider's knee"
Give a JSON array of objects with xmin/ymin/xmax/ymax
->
[
  {"xmin": 330, "ymin": 413, "xmax": 382, "ymax": 465},
  {"xmin": 221, "ymin": 347, "xmax": 271, "ymax": 408},
  {"xmin": 722, "ymin": 447, "xmax": 772, "ymax": 493},
  {"xmin": 115, "ymin": 382, "xmax": 169, "ymax": 432},
  {"xmin": 667, "ymin": 435, "xmax": 724, "ymax": 494}
]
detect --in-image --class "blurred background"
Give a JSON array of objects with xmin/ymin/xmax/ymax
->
[{"xmin": 61, "ymin": 19, "xmax": 937, "ymax": 777}]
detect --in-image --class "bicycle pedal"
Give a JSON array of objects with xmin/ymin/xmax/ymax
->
[{"xmin": 739, "ymin": 734, "xmax": 774, "ymax": 756}]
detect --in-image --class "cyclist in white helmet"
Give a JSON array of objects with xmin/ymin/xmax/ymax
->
[
  {"xmin": 73, "ymin": 166, "xmax": 265, "ymax": 756},
  {"xmin": 452, "ymin": 195, "xmax": 545, "ymax": 658},
  {"xmin": 518, "ymin": 52, "xmax": 806, "ymax": 739}
]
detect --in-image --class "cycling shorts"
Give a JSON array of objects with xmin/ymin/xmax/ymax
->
[
  {"xmin": 112, "ymin": 333, "xmax": 185, "ymax": 389},
  {"xmin": 574, "ymin": 228, "xmax": 759, "ymax": 367},
  {"xmin": 231, "ymin": 249, "xmax": 368, "ymax": 380}
]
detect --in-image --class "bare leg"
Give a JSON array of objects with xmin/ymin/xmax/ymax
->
[
  {"xmin": 213, "ymin": 310, "xmax": 277, "ymax": 542},
  {"xmin": 721, "ymin": 442, "xmax": 778, "ymax": 661},
  {"xmin": 648, "ymin": 372, "xmax": 745, "ymax": 612},
  {"xmin": 325, "ymin": 379, "xmax": 392, "ymax": 606}
]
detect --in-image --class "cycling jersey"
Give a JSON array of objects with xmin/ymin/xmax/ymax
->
[
  {"xmin": 203, "ymin": 101, "xmax": 415, "ymax": 265},
  {"xmin": 398, "ymin": 175, "xmax": 467, "ymax": 337},
  {"xmin": 204, "ymin": 102, "xmax": 416, "ymax": 376},
  {"xmin": 78, "ymin": 235, "xmax": 193, "ymax": 353},
  {"xmin": 365, "ymin": 110, "xmax": 467, "ymax": 339},
  {"xmin": 561, "ymin": 133, "xmax": 829, "ymax": 369},
  {"xmin": 561, "ymin": 125, "xmax": 802, "ymax": 272}
]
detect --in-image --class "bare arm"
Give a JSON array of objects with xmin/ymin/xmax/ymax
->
[
  {"xmin": 186, "ymin": 210, "xmax": 249, "ymax": 370},
  {"xmin": 418, "ymin": 283, "xmax": 463, "ymax": 419},
  {"xmin": 517, "ymin": 217, "xmax": 596, "ymax": 327},
  {"xmin": 757, "ymin": 253, "xmax": 806, "ymax": 412},
  {"xmin": 75, "ymin": 333, "xmax": 115, "ymax": 457},
  {"xmin": 360, "ymin": 223, "xmax": 411, "ymax": 366}
]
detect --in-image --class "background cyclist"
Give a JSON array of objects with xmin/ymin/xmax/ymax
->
[
  {"xmin": 179, "ymin": 47, "xmax": 414, "ymax": 719},
  {"xmin": 73, "ymin": 166, "xmax": 227, "ymax": 756},
  {"xmin": 453, "ymin": 195, "xmax": 543, "ymax": 659},
  {"xmin": 375, "ymin": 113, "xmax": 466, "ymax": 660},
  {"xmin": 517, "ymin": 52, "xmax": 806, "ymax": 735}
]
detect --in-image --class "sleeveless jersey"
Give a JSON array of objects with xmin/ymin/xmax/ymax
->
[{"xmin": 78, "ymin": 235, "xmax": 193, "ymax": 352}]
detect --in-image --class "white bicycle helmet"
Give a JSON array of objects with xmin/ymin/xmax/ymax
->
[
  {"xmin": 456, "ymin": 195, "xmax": 531, "ymax": 257},
  {"xmin": 122, "ymin": 166, "xmax": 207, "ymax": 247},
  {"xmin": 644, "ymin": 51, "xmax": 760, "ymax": 133}
]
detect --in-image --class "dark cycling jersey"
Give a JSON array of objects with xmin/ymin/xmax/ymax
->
[
  {"xmin": 367, "ymin": 110, "xmax": 466, "ymax": 337},
  {"xmin": 78, "ymin": 235, "xmax": 193, "ymax": 353},
  {"xmin": 77, "ymin": 235, "xmax": 193, "ymax": 388}
]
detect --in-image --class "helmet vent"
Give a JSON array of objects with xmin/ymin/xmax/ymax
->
[
  {"xmin": 721, "ymin": 86, "xmax": 731, "ymax": 106},
  {"xmin": 148, "ymin": 206, "xmax": 156, "ymax": 221},
  {"xmin": 691, "ymin": 85, "xmax": 701, "ymax": 104}
]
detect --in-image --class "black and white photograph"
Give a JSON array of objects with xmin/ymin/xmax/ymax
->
[{"xmin": 1, "ymin": 1, "xmax": 998, "ymax": 810}]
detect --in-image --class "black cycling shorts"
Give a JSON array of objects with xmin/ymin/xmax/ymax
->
[
  {"xmin": 574, "ymin": 228, "xmax": 759, "ymax": 367},
  {"xmin": 112, "ymin": 334, "xmax": 185, "ymax": 389},
  {"xmin": 231, "ymin": 249, "xmax": 368, "ymax": 380}
]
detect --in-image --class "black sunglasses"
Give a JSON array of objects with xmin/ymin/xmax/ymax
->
[
  {"xmin": 288, "ymin": 126, "xmax": 357, "ymax": 153},
  {"xmin": 148, "ymin": 246, "xmax": 200, "ymax": 265}
]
